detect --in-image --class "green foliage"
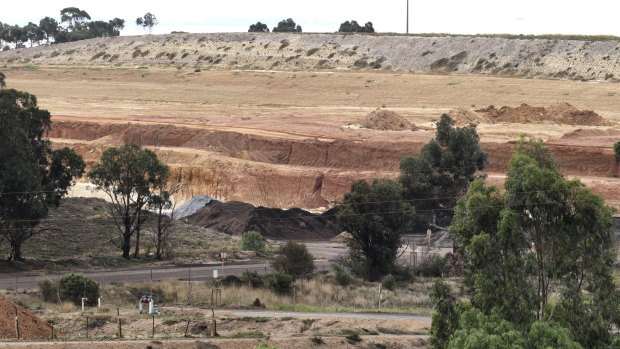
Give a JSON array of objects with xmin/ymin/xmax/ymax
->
[
  {"xmin": 241, "ymin": 270, "xmax": 264, "ymax": 288},
  {"xmin": 450, "ymin": 137, "xmax": 620, "ymax": 347},
  {"xmin": 430, "ymin": 278, "xmax": 460, "ymax": 349},
  {"xmin": 136, "ymin": 13, "xmax": 158, "ymax": 34},
  {"xmin": 272, "ymin": 18, "xmax": 302, "ymax": 33},
  {"xmin": 253, "ymin": 342, "xmax": 277, "ymax": 349},
  {"xmin": 87, "ymin": 143, "xmax": 169, "ymax": 259},
  {"xmin": 332, "ymin": 263, "xmax": 353, "ymax": 286},
  {"xmin": 338, "ymin": 178, "xmax": 415, "ymax": 280},
  {"xmin": 399, "ymin": 114, "xmax": 487, "ymax": 227},
  {"xmin": 448, "ymin": 308, "xmax": 582, "ymax": 349},
  {"xmin": 0, "ymin": 88, "xmax": 85, "ymax": 261},
  {"xmin": 38, "ymin": 279, "xmax": 56, "ymax": 302},
  {"xmin": 221, "ymin": 275, "xmax": 242, "ymax": 286},
  {"xmin": 413, "ymin": 255, "xmax": 449, "ymax": 277},
  {"xmin": 306, "ymin": 48, "xmax": 319, "ymax": 56},
  {"xmin": 614, "ymin": 141, "xmax": 620, "ymax": 161},
  {"xmin": 248, "ymin": 22, "xmax": 269, "ymax": 33},
  {"xmin": 338, "ymin": 20, "xmax": 374, "ymax": 33},
  {"xmin": 381, "ymin": 274, "xmax": 396, "ymax": 290},
  {"xmin": 57, "ymin": 273, "xmax": 100, "ymax": 306},
  {"xmin": 271, "ymin": 241, "xmax": 314, "ymax": 278},
  {"xmin": 0, "ymin": 71, "xmax": 5, "ymax": 89},
  {"xmin": 268, "ymin": 270, "xmax": 293, "ymax": 294},
  {"xmin": 241, "ymin": 231, "xmax": 265, "ymax": 253}
]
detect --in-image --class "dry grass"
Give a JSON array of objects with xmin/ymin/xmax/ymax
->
[
  {"xmin": 59, "ymin": 301, "xmax": 76, "ymax": 313},
  {"xmin": 101, "ymin": 273, "xmax": 438, "ymax": 313}
]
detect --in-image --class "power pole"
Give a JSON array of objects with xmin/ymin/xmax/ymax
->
[{"xmin": 406, "ymin": 0, "xmax": 409, "ymax": 34}]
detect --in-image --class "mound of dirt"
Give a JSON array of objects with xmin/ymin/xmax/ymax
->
[
  {"xmin": 330, "ymin": 231, "xmax": 351, "ymax": 243},
  {"xmin": 447, "ymin": 107, "xmax": 487, "ymax": 127},
  {"xmin": 184, "ymin": 201, "xmax": 339, "ymax": 239},
  {"xmin": 0, "ymin": 294, "xmax": 53, "ymax": 339},
  {"xmin": 359, "ymin": 110, "xmax": 418, "ymax": 131},
  {"xmin": 447, "ymin": 103, "xmax": 610, "ymax": 126}
]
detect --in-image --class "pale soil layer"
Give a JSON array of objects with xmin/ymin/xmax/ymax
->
[{"xmin": 3, "ymin": 65, "xmax": 620, "ymax": 211}]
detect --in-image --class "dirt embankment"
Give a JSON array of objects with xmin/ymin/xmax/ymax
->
[
  {"xmin": 0, "ymin": 294, "xmax": 53, "ymax": 340},
  {"xmin": 2, "ymin": 33, "xmax": 620, "ymax": 81},
  {"xmin": 49, "ymin": 121, "xmax": 620, "ymax": 210}
]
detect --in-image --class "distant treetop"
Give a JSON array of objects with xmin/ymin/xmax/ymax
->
[
  {"xmin": 273, "ymin": 18, "xmax": 301, "ymax": 33},
  {"xmin": 249, "ymin": 22, "xmax": 269, "ymax": 33},
  {"xmin": 339, "ymin": 20, "xmax": 374, "ymax": 33}
]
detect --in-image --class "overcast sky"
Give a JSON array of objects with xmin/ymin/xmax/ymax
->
[{"xmin": 2, "ymin": 0, "xmax": 619, "ymax": 36}]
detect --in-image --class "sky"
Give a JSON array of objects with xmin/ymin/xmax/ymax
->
[{"xmin": 2, "ymin": 0, "xmax": 619, "ymax": 37}]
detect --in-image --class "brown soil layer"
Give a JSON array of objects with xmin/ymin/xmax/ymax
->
[
  {"xmin": 449, "ymin": 103, "xmax": 610, "ymax": 126},
  {"xmin": 2, "ymin": 66, "xmax": 619, "ymax": 211},
  {"xmin": 0, "ymin": 294, "xmax": 53, "ymax": 339}
]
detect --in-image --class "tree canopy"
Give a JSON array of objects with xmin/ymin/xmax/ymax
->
[
  {"xmin": 399, "ymin": 114, "xmax": 488, "ymax": 227},
  {"xmin": 60, "ymin": 7, "xmax": 92, "ymax": 31},
  {"xmin": 248, "ymin": 22, "xmax": 269, "ymax": 32},
  {"xmin": 136, "ymin": 13, "xmax": 158, "ymax": 34},
  {"xmin": 338, "ymin": 20, "xmax": 374, "ymax": 33},
  {"xmin": 273, "ymin": 18, "xmax": 301, "ymax": 33},
  {"xmin": 447, "ymin": 137, "xmax": 620, "ymax": 348},
  {"xmin": 0, "ymin": 88, "xmax": 85, "ymax": 260},
  {"xmin": 338, "ymin": 178, "xmax": 415, "ymax": 280},
  {"xmin": 88, "ymin": 143, "xmax": 169, "ymax": 259}
]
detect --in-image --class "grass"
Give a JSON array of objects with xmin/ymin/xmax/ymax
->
[
  {"xmin": 223, "ymin": 330, "xmax": 264, "ymax": 339},
  {"xmin": 306, "ymin": 48, "xmax": 319, "ymax": 56},
  {"xmin": 0, "ymin": 197, "xmax": 240, "ymax": 272}
]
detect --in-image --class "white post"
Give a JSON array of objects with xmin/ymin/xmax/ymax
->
[
  {"xmin": 139, "ymin": 301, "xmax": 143, "ymax": 314},
  {"xmin": 81, "ymin": 298, "xmax": 85, "ymax": 312},
  {"xmin": 149, "ymin": 299, "xmax": 153, "ymax": 315},
  {"xmin": 98, "ymin": 297, "xmax": 101, "ymax": 308}
]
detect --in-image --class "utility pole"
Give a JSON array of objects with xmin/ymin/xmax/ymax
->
[{"xmin": 406, "ymin": 0, "xmax": 409, "ymax": 34}]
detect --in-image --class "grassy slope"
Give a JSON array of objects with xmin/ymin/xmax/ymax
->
[{"xmin": 0, "ymin": 197, "xmax": 240, "ymax": 272}]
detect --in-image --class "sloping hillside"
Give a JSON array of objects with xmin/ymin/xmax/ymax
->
[{"xmin": 1, "ymin": 32, "xmax": 620, "ymax": 80}]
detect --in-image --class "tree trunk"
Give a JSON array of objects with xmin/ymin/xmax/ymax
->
[
  {"xmin": 122, "ymin": 217, "xmax": 132, "ymax": 259},
  {"xmin": 9, "ymin": 240, "xmax": 23, "ymax": 261}
]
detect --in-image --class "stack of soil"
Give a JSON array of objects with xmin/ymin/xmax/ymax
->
[
  {"xmin": 173, "ymin": 195, "xmax": 222, "ymax": 219},
  {"xmin": 185, "ymin": 201, "xmax": 339, "ymax": 239},
  {"xmin": 447, "ymin": 103, "xmax": 609, "ymax": 126},
  {"xmin": 359, "ymin": 110, "xmax": 418, "ymax": 131},
  {"xmin": 0, "ymin": 294, "xmax": 53, "ymax": 339},
  {"xmin": 447, "ymin": 107, "xmax": 488, "ymax": 127}
]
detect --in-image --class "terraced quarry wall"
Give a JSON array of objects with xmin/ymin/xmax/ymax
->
[{"xmin": 2, "ymin": 33, "xmax": 620, "ymax": 80}]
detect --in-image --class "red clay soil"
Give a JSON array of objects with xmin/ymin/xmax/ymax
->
[
  {"xmin": 474, "ymin": 103, "xmax": 609, "ymax": 125},
  {"xmin": 0, "ymin": 294, "xmax": 53, "ymax": 339}
]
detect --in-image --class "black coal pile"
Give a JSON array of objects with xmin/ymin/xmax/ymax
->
[{"xmin": 184, "ymin": 201, "xmax": 340, "ymax": 240}]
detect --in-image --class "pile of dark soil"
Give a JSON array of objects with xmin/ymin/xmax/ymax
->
[
  {"xmin": 359, "ymin": 110, "xmax": 418, "ymax": 131},
  {"xmin": 0, "ymin": 294, "xmax": 53, "ymax": 339},
  {"xmin": 184, "ymin": 201, "xmax": 339, "ymax": 239}
]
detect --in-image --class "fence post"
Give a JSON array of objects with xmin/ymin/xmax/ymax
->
[
  {"xmin": 14, "ymin": 307, "xmax": 19, "ymax": 339},
  {"xmin": 86, "ymin": 316, "xmax": 89, "ymax": 338},
  {"xmin": 50, "ymin": 323, "xmax": 54, "ymax": 340},
  {"xmin": 117, "ymin": 318, "xmax": 122, "ymax": 338},
  {"xmin": 152, "ymin": 314, "xmax": 155, "ymax": 338}
]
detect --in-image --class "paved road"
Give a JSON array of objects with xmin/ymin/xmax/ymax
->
[{"xmin": 0, "ymin": 260, "xmax": 333, "ymax": 290}]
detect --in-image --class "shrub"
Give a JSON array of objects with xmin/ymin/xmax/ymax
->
[
  {"xmin": 248, "ymin": 22, "xmax": 269, "ymax": 33},
  {"xmin": 272, "ymin": 241, "xmax": 315, "ymax": 278},
  {"xmin": 614, "ymin": 141, "xmax": 620, "ymax": 162},
  {"xmin": 381, "ymin": 274, "xmax": 396, "ymax": 291},
  {"xmin": 38, "ymin": 279, "xmax": 57, "ymax": 302},
  {"xmin": 268, "ymin": 270, "xmax": 293, "ymax": 294},
  {"xmin": 221, "ymin": 275, "xmax": 242, "ymax": 286},
  {"xmin": 273, "ymin": 18, "xmax": 302, "ymax": 33},
  {"xmin": 57, "ymin": 273, "xmax": 100, "ymax": 306},
  {"xmin": 241, "ymin": 270, "xmax": 264, "ymax": 288},
  {"xmin": 306, "ymin": 48, "xmax": 319, "ymax": 56},
  {"xmin": 414, "ymin": 255, "xmax": 449, "ymax": 277},
  {"xmin": 242, "ymin": 231, "xmax": 265, "ymax": 253},
  {"xmin": 332, "ymin": 263, "xmax": 353, "ymax": 286}
]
